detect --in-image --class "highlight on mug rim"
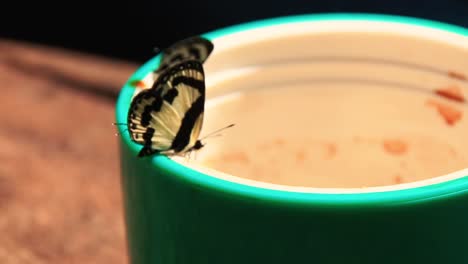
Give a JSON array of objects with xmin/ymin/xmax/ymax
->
[{"xmin": 116, "ymin": 13, "xmax": 468, "ymax": 204}]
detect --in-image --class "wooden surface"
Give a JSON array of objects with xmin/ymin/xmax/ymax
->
[{"xmin": 0, "ymin": 39, "xmax": 138, "ymax": 263}]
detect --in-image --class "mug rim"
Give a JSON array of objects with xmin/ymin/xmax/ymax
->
[{"xmin": 116, "ymin": 13, "xmax": 468, "ymax": 207}]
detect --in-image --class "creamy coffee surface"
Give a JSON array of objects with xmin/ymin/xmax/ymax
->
[{"xmin": 194, "ymin": 83, "xmax": 467, "ymax": 188}]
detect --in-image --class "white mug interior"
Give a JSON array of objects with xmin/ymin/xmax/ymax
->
[{"xmin": 169, "ymin": 19, "xmax": 468, "ymax": 192}]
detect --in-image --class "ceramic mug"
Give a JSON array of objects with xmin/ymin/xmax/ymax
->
[{"xmin": 116, "ymin": 14, "xmax": 468, "ymax": 264}]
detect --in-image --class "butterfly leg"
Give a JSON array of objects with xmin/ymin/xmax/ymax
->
[{"xmin": 138, "ymin": 146, "xmax": 159, "ymax": 157}]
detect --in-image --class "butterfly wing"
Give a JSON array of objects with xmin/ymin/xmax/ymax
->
[
  {"xmin": 128, "ymin": 60, "xmax": 205, "ymax": 157},
  {"xmin": 131, "ymin": 36, "xmax": 213, "ymax": 98},
  {"xmin": 155, "ymin": 36, "xmax": 214, "ymax": 74}
]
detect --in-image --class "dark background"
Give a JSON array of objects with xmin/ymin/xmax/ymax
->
[{"xmin": 3, "ymin": 0, "xmax": 468, "ymax": 63}]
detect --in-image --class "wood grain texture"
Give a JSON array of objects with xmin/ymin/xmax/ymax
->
[{"xmin": 0, "ymin": 39, "xmax": 138, "ymax": 263}]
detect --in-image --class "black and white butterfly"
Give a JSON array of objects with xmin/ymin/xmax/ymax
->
[{"xmin": 128, "ymin": 60, "xmax": 207, "ymax": 157}]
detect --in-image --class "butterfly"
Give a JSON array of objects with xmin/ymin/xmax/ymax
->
[{"xmin": 127, "ymin": 60, "xmax": 207, "ymax": 157}]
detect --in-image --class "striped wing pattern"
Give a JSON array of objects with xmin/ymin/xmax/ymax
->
[
  {"xmin": 154, "ymin": 36, "xmax": 213, "ymax": 77},
  {"xmin": 128, "ymin": 60, "xmax": 205, "ymax": 157},
  {"xmin": 131, "ymin": 36, "xmax": 213, "ymax": 97}
]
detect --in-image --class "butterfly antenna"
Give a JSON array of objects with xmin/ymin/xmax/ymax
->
[
  {"xmin": 201, "ymin": 124, "xmax": 235, "ymax": 140},
  {"xmin": 112, "ymin": 122, "xmax": 127, "ymax": 126}
]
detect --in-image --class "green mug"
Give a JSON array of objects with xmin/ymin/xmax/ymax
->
[{"xmin": 116, "ymin": 14, "xmax": 468, "ymax": 264}]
